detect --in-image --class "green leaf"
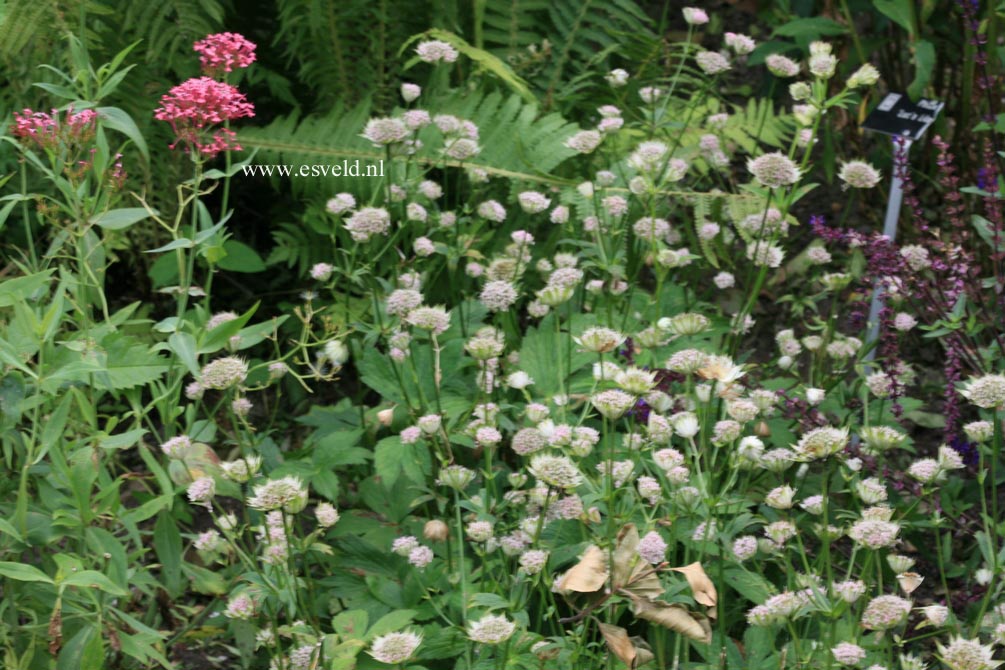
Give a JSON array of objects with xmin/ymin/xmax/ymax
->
[
  {"xmin": 144, "ymin": 237, "xmax": 194, "ymax": 254},
  {"xmin": 57, "ymin": 624, "xmax": 105, "ymax": 670},
  {"xmin": 406, "ymin": 29, "xmax": 534, "ymax": 103},
  {"xmin": 873, "ymin": 0, "xmax": 915, "ymax": 37},
  {"xmin": 97, "ymin": 106, "xmax": 149, "ymax": 162},
  {"xmin": 772, "ymin": 17, "xmax": 848, "ymax": 38},
  {"xmin": 93, "ymin": 334, "xmax": 169, "ymax": 390},
  {"xmin": 0, "ymin": 270, "xmax": 55, "ymax": 307},
  {"xmin": 374, "ymin": 436, "xmax": 405, "ymax": 488},
  {"xmin": 314, "ymin": 430, "xmax": 368, "ymax": 468},
  {"xmin": 167, "ymin": 332, "xmax": 200, "ymax": 376},
  {"xmin": 90, "ymin": 207, "xmax": 155, "ymax": 231},
  {"xmin": 60, "ymin": 570, "xmax": 128, "ymax": 596},
  {"xmin": 0, "ymin": 519, "xmax": 25, "ymax": 544},
  {"xmin": 182, "ymin": 562, "xmax": 228, "ymax": 595},
  {"xmin": 216, "ymin": 240, "xmax": 267, "ymax": 273},
  {"xmin": 154, "ymin": 511, "xmax": 183, "ymax": 596},
  {"xmin": 723, "ymin": 568, "xmax": 772, "ymax": 604},
  {"xmin": 366, "ymin": 609, "xmax": 417, "ymax": 641},
  {"xmin": 907, "ymin": 40, "xmax": 935, "ymax": 100},
  {"xmin": 0, "ymin": 561, "xmax": 54, "ymax": 584}
]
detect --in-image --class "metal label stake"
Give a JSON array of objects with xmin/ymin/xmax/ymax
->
[{"xmin": 860, "ymin": 93, "xmax": 944, "ymax": 368}]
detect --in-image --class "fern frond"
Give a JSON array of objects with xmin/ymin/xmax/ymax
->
[
  {"xmin": 540, "ymin": 0, "xmax": 653, "ymax": 105},
  {"xmin": 275, "ymin": 0, "xmax": 433, "ymax": 111},
  {"xmin": 237, "ymin": 90, "xmax": 582, "ymax": 201},
  {"xmin": 121, "ymin": 0, "xmax": 224, "ymax": 72},
  {"xmin": 723, "ymin": 98, "xmax": 795, "ymax": 152}
]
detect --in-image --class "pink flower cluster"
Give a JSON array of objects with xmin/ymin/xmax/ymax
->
[
  {"xmin": 154, "ymin": 77, "xmax": 255, "ymax": 157},
  {"xmin": 193, "ymin": 32, "xmax": 257, "ymax": 76},
  {"xmin": 11, "ymin": 107, "xmax": 97, "ymax": 152}
]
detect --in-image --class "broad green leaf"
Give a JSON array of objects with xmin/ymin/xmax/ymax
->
[
  {"xmin": 91, "ymin": 208, "xmax": 155, "ymax": 231},
  {"xmin": 154, "ymin": 511, "xmax": 183, "ymax": 596},
  {"xmin": 0, "ymin": 270, "xmax": 54, "ymax": 307},
  {"xmin": 0, "ymin": 561, "xmax": 53, "ymax": 584},
  {"xmin": 406, "ymin": 29, "xmax": 535, "ymax": 104},
  {"xmin": 92, "ymin": 334, "xmax": 170, "ymax": 390},
  {"xmin": 60, "ymin": 570, "xmax": 128, "ymax": 596},
  {"xmin": 57, "ymin": 624, "xmax": 105, "ymax": 670},
  {"xmin": 907, "ymin": 40, "xmax": 935, "ymax": 100},
  {"xmin": 216, "ymin": 240, "xmax": 267, "ymax": 273},
  {"xmin": 97, "ymin": 106, "xmax": 149, "ymax": 162},
  {"xmin": 772, "ymin": 17, "xmax": 848, "ymax": 38},
  {"xmin": 723, "ymin": 567, "xmax": 773, "ymax": 603},
  {"xmin": 366, "ymin": 609, "xmax": 417, "ymax": 641},
  {"xmin": 167, "ymin": 331, "xmax": 200, "ymax": 376},
  {"xmin": 873, "ymin": 0, "xmax": 915, "ymax": 37}
]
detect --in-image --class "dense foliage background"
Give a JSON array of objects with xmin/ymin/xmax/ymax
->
[{"xmin": 1, "ymin": 0, "xmax": 1005, "ymax": 669}]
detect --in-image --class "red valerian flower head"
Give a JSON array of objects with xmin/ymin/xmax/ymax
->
[
  {"xmin": 193, "ymin": 32, "xmax": 257, "ymax": 77},
  {"xmin": 154, "ymin": 77, "xmax": 255, "ymax": 158},
  {"xmin": 11, "ymin": 107, "xmax": 97, "ymax": 152}
]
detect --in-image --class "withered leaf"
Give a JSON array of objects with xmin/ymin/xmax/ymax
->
[
  {"xmin": 897, "ymin": 571, "xmax": 924, "ymax": 595},
  {"xmin": 630, "ymin": 597, "xmax": 712, "ymax": 644},
  {"xmin": 612, "ymin": 525, "xmax": 641, "ymax": 588},
  {"xmin": 557, "ymin": 545, "xmax": 608, "ymax": 593},
  {"xmin": 597, "ymin": 623, "xmax": 654, "ymax": 668},
  {"xmin": 670, "ymin": 562, "xmax": 717, "ymax": 607},
  {"xmin": 614, "ymin": 525, "xmax": 663, "ymax": 600}
]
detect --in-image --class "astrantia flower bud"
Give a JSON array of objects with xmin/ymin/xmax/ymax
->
[
  {"xmin": 793, "ymin": 426, "xmax": 848, "ymax": 461},
  {"xmin": 200, "ymin": 356, "xmax": 249, "ymax": 390},
  {"xmin": 671, "ymin": 412, "xmax": 700, "ymax": 438},
  {"xmin": 187, "ymin": 477, "xmax": 216, "ymax": 507},
  {"xmin": 961, "ymin": 374, "xmax": 1005, "ymax": 409},
  {"xmin": 221, "ymin": 455, "xmax": 262, "ymax": 483},
  {"xmin": 839, "ymin": 160, "xmax": 882, "ymax": 189},
  {"xmin": 682, "ymin": 7, "xmax": 709, "ymax": 24},
  {"xmin": 638, "ymin": 531, "xmax": 667, "ymax": 564},
  {"xmin": 696, "ymin": 51, "xmax": 731, "ymax": 75},
  {"xmin": 324, "ymin": 340, "xmax": 350, "ymax": 366},
  {"xmin": 847, "ymin": 63, "xmax": 880, "ymax": 89},
  {"xmin": 401, "ymin": 83, "xmax": 421, "ymax": 102},
  {"xmin": 591, "ymin": 389, "xmax": 636, "ymax": 419},
  {"xmin": 436, "ymin": 464, "xmax": 475, "ymax": 490},
  {"xmin": 861, "ymin": 595, "xmax": 912, "ymax": 630},
  {"xmin": 964, "ymin": 420, "xmax": 994, "ymax": 443},
  {"xmin": 886, "ymin": 554, "xmax": 915, "ymax": 574},
  {"xmin": 369, "ymin": 631, "xmax": 422, "ymax": 665},
  {"xmin": 575, "ymin": 327, "xmax": 626, "ymax": 353},
  {"xmin": 415, "ymin": 40, "xmax": 458, "ymax": 63},
  {"xmin": 467, "ymin": 614, "xmax": 516, "ymax": 645},
  {"xmin": 605, "ymin": 68, "xmax": 629, "ymax": 87},
  {"xmin": 855, "ymin": 477, "xmax": 888, "ymax": 504},
  {"xmin": 748, "ymin": 152, "xmax": 801, "ymax": 188},
  {"xmin": 315, "ymin": 502, "xmax": 340, "ymax": 527},
  {"xmin": 789, "ymin": 81, "xmax": 812, "ymax": 101},
  {"xmin": 766, "ymin": 54, "xmax": 800, "ymax": 78},
  {"xmin": 765, "ymin": 485, "xmax": 796, "ymax": 509},
  {"xmin": 565, "ymin": 130, "xmax": 602, "ymax": 154},
  {"xmin": 659, "ymin": 312, "xmax": 710, "ymax": 336}
]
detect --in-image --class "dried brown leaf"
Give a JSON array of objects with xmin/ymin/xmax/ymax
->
[
  {"xmin": 630, "ymin": 597, "xmax": 712, "ymax": 643},
  {"xmin": 670, "ymin": 562, "xmax": 717, "ymax": 607},
  {"xmin": 897, "ymin": 571, "xmax": 924, "ymax": 595},
  {"xmin": 557, "ymin": 545, "xmax": 608, "ymax": 593},
  {"xmin": 612, "ymin": 525, "xmax": 641, "ymax": 588},
  {"xmin": 614, "ymin": 525, "xmax": 663, "ymax": 600},
  {"xmin": 598, "ymin": 624, "xmax": 654, "ymax": 668}
]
